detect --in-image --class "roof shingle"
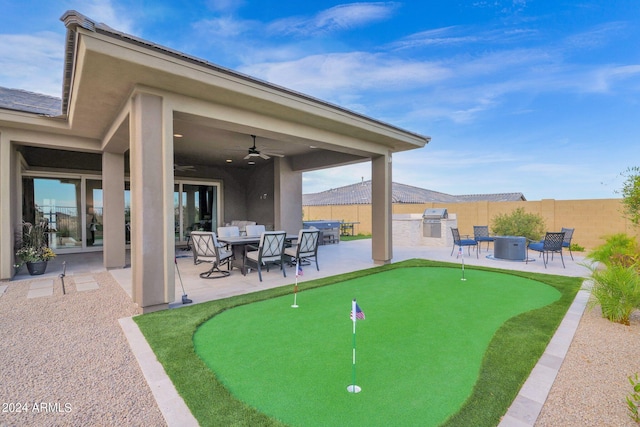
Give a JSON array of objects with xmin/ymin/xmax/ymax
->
[{"xmin": 0, "ymin": 87, "xmax": 62, "ymax": 116}]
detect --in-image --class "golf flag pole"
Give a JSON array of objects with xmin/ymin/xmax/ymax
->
[
  {"xmin": 348, "ymin": 298, "xmax": 364, "ymax": 393},
  {"xmin": 460, "ymin": 245, "xmax": 466, "ymax": 281},
  {"xmin": 291, "ymin": 258, "xmax": 301, "ymax": 308}
]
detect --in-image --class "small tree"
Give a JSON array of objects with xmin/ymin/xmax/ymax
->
[
  {"xmin": 490, "ymin": 207, "xmax": 546, "ymax": 242},
  {"xmin": 586, "ymin": 234, "xmax": 640, "ymax": 325},
  {"xmin": 620, "ymin": 166, "xmax": 640, "ymax": 226}
]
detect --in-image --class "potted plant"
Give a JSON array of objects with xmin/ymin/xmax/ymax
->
[{"xmin": 16, "ymin": 221, "xmax": 56, "ymax": 275}]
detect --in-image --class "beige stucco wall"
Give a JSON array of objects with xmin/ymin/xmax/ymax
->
[{"xmin": 304, "ymin": 199, "xmax": 640, "ymax": 251}]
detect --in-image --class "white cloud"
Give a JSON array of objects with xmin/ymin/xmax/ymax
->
[
  {"xmin": 588, "ymin": 64, "xmax": 640, "ymax": 93},
  {"xmin": 268, "ymin": 2, "xmax": 399, "ymax": 36},
  {"xmin": 564, "ymin": 21, "xmax": 628, "ymax": 50},
  {"xmin": 303, "ymin": 162, "xmax": 372, "ymax": 193},
  {"xmin": 0, "ymin": 32, "xmax": 65, "ymax": 96},
  {"xmin": 193, "ymin": 16, "xmax": 254, "ymax": 38},
  {"xmin": 71, "ymin": 0, "xmax": 135, "ymax": 34},
  {"xmin": 240, "ymin": 52, "xmax": 450, "ymax": 99},
  {"xmin": 388, "ymin": 26, "xmax": 480, "ymax": 50}
]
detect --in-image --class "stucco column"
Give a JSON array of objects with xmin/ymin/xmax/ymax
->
[
  {"xmin": 0, "ymin": 132, "xmax": 13, "ymax": 279},
  {"xmin": 129, "ymin": 92, "xmax": 175, "ymax": 312},
  {"xmin": 102, "ymin": 152, "xmax": 126, "ymax": 269},
  {"xmin": 371, "ymin": 152, "xmax": 393, "ymax": 264},
  {"xmin": 274, "ymin": 157, "xmax": 302, "ymax": 234}
]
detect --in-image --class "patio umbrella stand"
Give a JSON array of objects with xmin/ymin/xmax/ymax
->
[{"xmin": 174, "ymin": 258, "xmax": 192, "ymax": 304}]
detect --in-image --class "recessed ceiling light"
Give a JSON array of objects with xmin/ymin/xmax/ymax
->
[
  {"xmin": 173, "ymin": 133, "xmax": 183, "ymax": 138},
  {"xmin": 226, "ymin": 159, "xmax": 232, "ymax": 163},
  {"xmin": 248, "ymin": 161, "xmax": 256, "ymax": 165},
  {"xmin": 309, "ymin": 145, "xmax": 317, "ymax": 149}
]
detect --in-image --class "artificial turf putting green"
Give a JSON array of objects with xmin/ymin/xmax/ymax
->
[{"xmin": 194, "ymin": 266, "xmax": 560, "ymax": 426}]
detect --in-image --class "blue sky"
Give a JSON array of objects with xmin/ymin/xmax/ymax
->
[{"xmin": 1, "ymin": 0, "xmax": 639, "ymax": 200}]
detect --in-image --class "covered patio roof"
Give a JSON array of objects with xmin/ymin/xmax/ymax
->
[{"xmin": 58, "ymin": 10, "xmax": 429, "ymax": 171}]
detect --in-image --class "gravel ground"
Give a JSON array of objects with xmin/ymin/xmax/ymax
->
[
  {"xmin": 0, "ymin": 273, "xmax": 166, "ymax": 427},
  {"xmin": 536, "ymin": 305, "xmax": 640, "ymax": 427},
  {"xmin": 2, "ymin": 271, "xmax": 639, "ymax": 427}
]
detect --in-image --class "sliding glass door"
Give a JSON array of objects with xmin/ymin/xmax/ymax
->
[
  {"xmin": 23, "ymin": 174, "xmax": 220, "ymax": 251},
  {"xmin": 174, "ymin": 181, "xmax": 221, "ymax": 244},
  {"xmin": 22, "ymin": 176, "xmax": 83, "ymax": 250}
]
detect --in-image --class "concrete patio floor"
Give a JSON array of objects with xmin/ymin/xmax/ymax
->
[
  {"xmin": 10, "ymin": 240, "xmax": 592, "ymax": 426},
  {"xmin": 16, "ymin": 239, "xmax": 590, "ymax": 306}
]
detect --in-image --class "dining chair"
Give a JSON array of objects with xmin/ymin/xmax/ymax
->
[
  {"xmin": 217, "ymin": 226, "xmax": 240, "ymax": 238},
  {"xmin": 473, "ymin": 225, "xmax": 495, "ymax": 252},
  {"xmin": 561, "ymin": 227, "xmax": 575, "ymax": 260},
  {"xmin": 190, "ymin": 231, "xmax": 233, "ymax": 278},
  {"xmin": 527, "ymin": 232, "xmax": 566, "ymax": 268},
  {"xmin": 245, "ymin": 224, "xmax": 266, "ymax": 237},
  {"xmin": 243, "ymin": 231, "xmax": 287, "ymax": 281},
  {"xmin": 284, "ymin": 229, "xmax": 320, "ymax": 271},
  {"xmin": 451, "ymin": 227, "xmax": 478, "ymax": 258}
]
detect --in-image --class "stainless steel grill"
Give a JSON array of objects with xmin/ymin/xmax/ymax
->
[{"xmin": 422, "ymin": 208, "xmax": 448, "ymax": 238}]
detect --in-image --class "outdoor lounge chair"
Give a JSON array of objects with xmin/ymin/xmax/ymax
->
[
  {"xmin": 561, "ymin": 227, "xmax": 575, "ymax": 260},
  {"xmin": 451, "ymin": 227, "xmax": 478, "ymax": 258},
  {"xmin": 473, "ymin": 225, "xmax": 495, "ymax": 252},
  {"xmin": 243, "ymin": 231, "xmax": 287, "ymax": 281},
  {"xmin": 284, "ymin": 229, "xmax": 320, "ymax": 271},
  {"xmin": 190, "ymin": 231, "xmax": 233, "ymax": 278},
  {"xmin": 527, "ymin": 232, "xmax": 565, "ymax": 268}
]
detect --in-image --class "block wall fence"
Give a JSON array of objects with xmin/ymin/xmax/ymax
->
[{"xmin": 303, "ymin": 199, "xmax": 640, "ymax": 251}]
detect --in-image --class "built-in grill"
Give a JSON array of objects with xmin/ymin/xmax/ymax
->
[{"xmin": 422, "ymin": 208, "xmax": 448, "ymax": 238}]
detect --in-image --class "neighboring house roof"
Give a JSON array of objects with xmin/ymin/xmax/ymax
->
[
  {"xmin": 303, "ymin": 180, "xmax": 526, "ymax": 205},
  {"xmin": 0, "ymin": 87, "xmax": 62, "ymax": 116},
  {"xmin": 456, "ymin": 193, "xmax": 527, "ymax": 202}
]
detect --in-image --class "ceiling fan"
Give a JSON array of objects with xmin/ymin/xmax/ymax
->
[
  {"xmin": 244, "ymin": 135, "xmax": 284, "ymax": 160},
  {"xmin": 174, "ymin": 163, "xmax": 195, "ymax": 172}
]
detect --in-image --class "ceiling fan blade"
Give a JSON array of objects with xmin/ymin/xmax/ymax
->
[
  {"xmin": 174, "ymin": 164, "xmax": 195, "ymax": 171},
  {"xmin": 263, "ymin": 151, "xmax": 284, "ymax": 158},
  {"xmin": 243, "ymin": 153, "xmax": 252, "ymax": 160},
  {"xmin": 259, "ymin": 153, "xmax": 270, "ymax": 160}
]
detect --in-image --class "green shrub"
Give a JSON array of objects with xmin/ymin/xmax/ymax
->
[
  {"xmin": 490, "ymin": 207, "xmax": 546, "ymax": 242},
  {"xmin": 587, "ymin": 233, "xmax": 640, "ymax": 268},
  {"xmin": 569, "ymin": 243, "xmax": 585, "ymax": 252},
  {"xmin": 587, "ymin": 263, "xmax": 640, "ymax": 325}
]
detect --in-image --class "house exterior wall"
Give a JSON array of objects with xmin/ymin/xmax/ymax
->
[
  {"xmin": 303, "ymin": 198, "xmax": 640, "ymax": 251},
  {"xmin": 245, "ymin": 162, "xmax": 276, "ymax": 229},
  {"xmin": 274, "ymin": 157, "xmax": 303, "ymax": 235}
]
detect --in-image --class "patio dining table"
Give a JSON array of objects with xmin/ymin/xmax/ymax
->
[{"xmin": 218, "ymin": 235, "xmax": 297, "ymax": 271}]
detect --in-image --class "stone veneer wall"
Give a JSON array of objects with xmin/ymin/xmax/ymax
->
[
  {"xmin": 392, "ymin": 214, "xmax": 457, "ymax": 247},
  {"xmin": 304, "ymin": 198, "xmax": 640, "ymax": 251}
]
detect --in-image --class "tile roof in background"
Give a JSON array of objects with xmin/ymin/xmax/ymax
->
[
  {"xmin": 303, "ymin": 180, "xmax": 526, "ymax": 205},
  {"xmin": 0, "ymin": 87, "xmax": 62, "ymax": 116}
]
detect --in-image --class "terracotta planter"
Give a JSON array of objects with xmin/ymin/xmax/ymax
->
[{"xmin": 26, "ymin": 261, "xmax": 48, "ymax": 276}]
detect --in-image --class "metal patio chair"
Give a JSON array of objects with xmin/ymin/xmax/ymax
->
[
  {"xmin": 451, "ymin": 227, "xmax": 478, "ymax": 258},
  {"xmin": 190, "ymin": 231, "xmax": 233, "ymax": 278},
  {"xmin": 473, "ymin": 225, "xmax": 495, "ymax": 252},
  {"xmin": 561, "ymin": 227, "xmax": 575, "ymax": 260},
  {"xmin": 243, "ymin": 231, "xmax": 287, "ymax": 281},
  {"xmin": 284, "ymin": 229, "xmax": 320, "ymax": 271},
  {"xmin": 527, "ymin": 232, "xmax": 566, "ymax": 268},
  {"xmin": 245, "ymin": 224, "xmax": 267, "ymax": 237}
]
